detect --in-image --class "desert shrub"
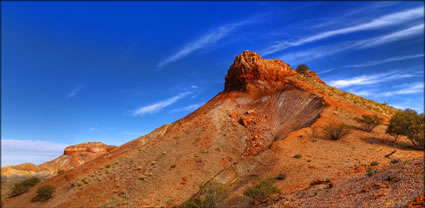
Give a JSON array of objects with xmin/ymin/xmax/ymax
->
[
  {"xmin": 355, "ymin": 114, "xmax": 383, "ymax": 132},
  {"xmin": 293, "ymin": 154, "xmax": 302, "ymax": 158},
  {"xmin": 10, "ymin": 177, "xmax": 41, "ymax": 197},
  {"xmin": 181, "ymin": 183, "xmax": 229, "ymax": 208},
  {"xmin": 323, "ymin": 124, "xmax": 351, "ymax": 140},
  {"xmin": 391, "ymin": 159, "xmax": 401, "ymax": 164},
  {"xmin": 276, "ymin": 173, "xmax": 287, "ymax": 180},
  {"xmin": 386, "ymin": 109, "xmax": 425, "ymax": 149},
  {"xmin": 370, "ymin": 161, "xmax": 379, "ymax": 166},
  {"xmin": 243, "ymin": 178, "xmax": 280, "ymax": 202},
  {"xmin": 34, "ymin": 185, "xmax": 55, "ymax": 201},
  {"xmin": 57, "ymin": 169, "xmax": 64, "ymax": 175},
  {"xmin": 296, "ymin": 64, "xmax": 310, "ymax": 74},
  {"xmin": 366, "ymin": 168, "xmax": 377, "ymax": 177}
]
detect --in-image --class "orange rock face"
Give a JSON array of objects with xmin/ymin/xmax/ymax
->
[
  {"xmin": 224, "ymin": 51, "xmax": 296, "ymax": 92},
  {"xmin": 63, "ymin": 142, "xmax": 116, "ymax": 155}
]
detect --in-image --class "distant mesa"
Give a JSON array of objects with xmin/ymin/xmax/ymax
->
[{"xmin": 63, "ymin": 142, "xmax": 117, "ymax": 155}]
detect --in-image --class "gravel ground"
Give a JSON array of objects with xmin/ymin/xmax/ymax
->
[{"xmin": 269, "ymin": 157, "xmax": 424, "ymax": 208}]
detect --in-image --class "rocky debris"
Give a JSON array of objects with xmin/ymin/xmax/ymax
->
[
  {"xmin": 406, "ymin": 196, "xmax": 425, "ymax": 208},
  {"xmin": 270, "ymin": 158, "xmax": 424, "ymax": 208},
  {"xmin": 303, "ymin": 70, "xmax": 326, "ymax": 85}
]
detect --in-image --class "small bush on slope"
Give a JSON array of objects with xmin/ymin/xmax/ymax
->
[
  {"xmin": 386, "ymin": 109, "xmax": 425, "ymax": 149},
  {"xmin": 243, "ymin": 177, "xmax": 280, "ymax": 202},
  {"xmin": 323, "ymin": 125, "xmax": 351, "ymax": 140},
  {"xmin": 33, "ymin": 185, "xmax": 55, "ymax": 201},
  {"xmin": 296, "ymin": 64, "xmax": 310, "ymax": 74},
  {"xmin": 10, "ymin": 177, "xmax": 41, "ymax": 197},
  {"xmin": 355, "ymin": 114, "xmax": 383, "ymax": 132},
  {"xmin": 181, "ymin": 183, "xmax": 229, "ymax": 208}
]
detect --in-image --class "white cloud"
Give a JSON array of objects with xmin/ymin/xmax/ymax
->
[
  {"xmin": 356, "ymin": 23, "xmax": 424, "ymax": 48},
  {"xmin": 281, "ymin": 24, "xmax": 424, "ymax": 65},
  {"xmin": 383, "ymin": 83, "xmax": 424, "ymax": 96},
  {"xmin": 158, "ymin": 18, "xmax": 256, "ymax": 69},
  {"xmin": 261, "ymin": 6, "xmax": 424, "ymax": 55},
  {"xmin": 327, "ymin": 71, "xmax": 415, "ymax": 88},
  {"xmin": 1, "ymin": 139, "xmax": 69, "ymax": 166},
  {"xmin": 343, "ymin": 53, "xmax": 424, "ymax": 68},
  {"xmin": 133, "ymin": 92, "xmax": 192, "ymax": 116},
  {"xmin": 171, "ymin": 103, "xmax": 204, "ymax": 113},
  {"xmin": 66, "ymin": 86, "xmax": 83, "ymax": 99}
]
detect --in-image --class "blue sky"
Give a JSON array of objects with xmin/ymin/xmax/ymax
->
[{"xmin": 1, "ymin": 1, "xmax": 424, "ymax": 166}]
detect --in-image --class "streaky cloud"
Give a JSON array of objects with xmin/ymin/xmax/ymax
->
[
  {"xmin": 343, "ymin": 54, "xmax": 424, "ymax": 68},
  {"xmin": 327, "ymin": 71, "xmax": 415, "ymax": 88},
  {"xmin": 158, "ymin": 17, "xmax": 258, "ymax": 69},
  {"xmin": 356, "ymin": 23, "xmax": 424, "ymax": 48},
  {"xmin": 133, "ymin": 91, "xmax": 192, "ymax": 116},
  {"xmin": 261, "ymin": 6, "xmax": 424, "ymax": 56}
]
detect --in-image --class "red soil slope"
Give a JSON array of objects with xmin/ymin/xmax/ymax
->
[{"xmin": 3, "ymin": 51, "xmax": 423, "ymax": 208}]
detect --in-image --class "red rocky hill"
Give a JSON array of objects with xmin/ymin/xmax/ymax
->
[{"xmin": 3, "ymin": 51, "xmax": 423, "ymax": 208}]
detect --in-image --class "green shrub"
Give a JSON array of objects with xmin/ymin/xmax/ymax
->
[
  {"xmin": 370, "ymin": 161, "xmax": 379, "ymax": 166},
  {"xmin": 181, "ymin": 183, "xmax": 229, "ymax": 208},
  {"xmin": 386, "ymin": 109, "xmax": 425, "ymax": 149},
  {"xmin": 391, "ymin": 159, "xmax": 401, "ymax": 164},
  {"xmin": 366, "ymin": 168, "xmax": 377, "ymax": 177},
  {"xmin": 293, "ymin": 154, "xmax": 302, "ymax": 159},
  {"xmin": 323, "ymin": 124, "xmax": 351, "ymax": 140},
  {"xmin": 243, "ymin": 178, "xmax": 280, "ymax": 202},
  {"xmin": 34, "ymin": 185, "xmax": 55, "ymax": 201},
  {"xmin": 276, "ymin": 173, "xmax": 287, "ymax": 180},
  {"xmin": 57, "ymin": 169, "xmax": 64, "ymax": 175},
  {"xmin": 296, "ymin": 64, "xmax": 310, "ymax": 74},
  {"xmin": 355, "ymin": 114, "xmax": 383, "ymax": 132},
  {"xmin": 10, "ymin": 177, "xmax": 41, "ymax": 197}
]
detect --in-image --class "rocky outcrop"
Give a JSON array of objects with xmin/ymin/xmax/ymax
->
[
  {"xmin": 1, "ymin": 142, "xmax": 116, "ymax": 199},
  {"xmin": 63, "ymin": 142, "xmax": 116, "ymax": 155},
  {"xmin": 224, "ymin": 51, "xmax": 296, "ymax": 92}
]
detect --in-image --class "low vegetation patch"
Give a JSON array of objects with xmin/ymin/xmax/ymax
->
[
  {"xmin": 10, "ymin": 177, "xmax": 41, "ymax": 197},
  {"xmin": 366, "ymin": 168, "xmax": 377, "ymax": 177},
  {"xmin": 323, "ymin": 124, "xmax": 351, "ymax": 140},
  {"xmin": 293, "ymin": 154, "xmax": 302, "ymax": 159},
  {"xmin": 355, "ymin": 114, "xmax": 383, "ymax": 132},
  {"xmin": 391, "ymin": 159, "xmax": 401, "ymax": 164},
  {"xmin": 243, "ymin": 178, "xmax": 280, "ymax": 202},
  {"xmin": 296, "ymin": 64, "xmax": 310, "ymax": 74},
  {"xmin": 276, "ymin": 173, "xmax": 287, "ymax": 180},
  {"xmin": 57, "ymin": 169, "xmax": 64, "ymax": 175},
  {"xmin": 181, "ymin": 183, "xmax": 229, "ymax": 208},
  {"xmin": 33, "ymin": 185, "xmax": 55, "ymax": 201},
  {"xmin": 370, "ymin": 161, "xmax": 379, "ymax": 166},
  {"xmin": 386, "ymin": 109, "xmax": 425, "ymax": 149}
]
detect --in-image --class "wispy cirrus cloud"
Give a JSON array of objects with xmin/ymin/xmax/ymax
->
[
  {"xmin": 348, "ymin": 82, "xmax": 424, "ymax": 98},
  {"xmin": 282, "ymin": 23, "xmax": 424, "ymax": 66},
  {"xmin": 343, "ymin": 53, "xmax": 424, "ymax": 68},
  {"xmin": 356, "ymin": 23, "xmax": 424, "ymax": 48},
  {"xmin": 158, "ymin": 18, "xmax": 258, "ymax": 69},
  {"xmin": 66, "ymin": 86, "xmax": 83, "ymax": 99},
  {"xmin": 261, "ymin": 6, "xmax": 424, "ymax": 56},
  {"xmin": 2, "ymin": 139, "xmax": 70, "ymax": 166},
  {"xmin": 327, "ymin": 71, "xmax": 415, "ymax": 88},
  {"xmin": 133, "ymin": 92, "xmax": 192, "ymax": 116},
  {"xmin": 383, "ymin": 83, "xmax": 424, "ymax": 96}
]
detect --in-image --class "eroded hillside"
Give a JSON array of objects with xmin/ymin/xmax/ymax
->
[{"xmin": 3, "ymin": 51, "xmax": 423, "ymax": 208}]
